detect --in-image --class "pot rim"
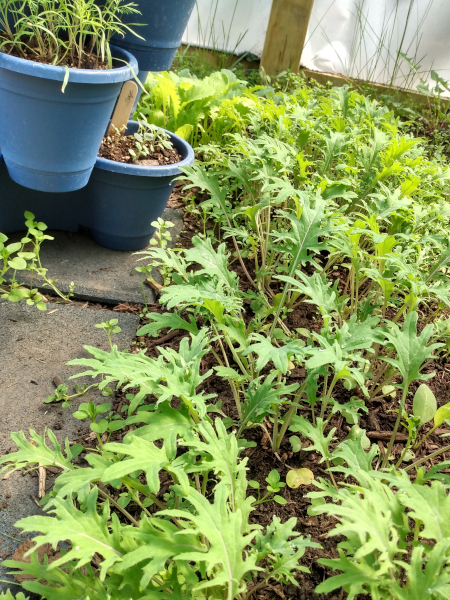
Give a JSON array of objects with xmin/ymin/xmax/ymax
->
[
  {"xmin": 95, "ymin": 122, "xmax": 195, "ymax": 177},
  {"xmin": 0, "ymin": 45, "xmax": 138, "ymax": 84}
]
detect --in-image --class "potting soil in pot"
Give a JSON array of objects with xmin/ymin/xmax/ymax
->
[{"xmin": 98, "ymin": 134, "xmax": 182, "ymax": 166}]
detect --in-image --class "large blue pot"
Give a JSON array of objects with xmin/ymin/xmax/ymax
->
[
  {"xmin": 86, "ymin": 121, "xmax": 194, "ymax": 250},
  {"xmin": 0, "ymin": 46, "xmax": 138, "ymax": 193},
  {"xmin": 112, "ymin": 0, "xmax": 196, "ymax": 71},
  {"xmin": 0, "ymin": 151, "xmax": 86, "ymax": 236}
]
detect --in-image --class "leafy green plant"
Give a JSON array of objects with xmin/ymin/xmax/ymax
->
[
  {"xmin": 4, "ymin": 69, "xmax": 450, "ymax": 600},
  {"xmin": 310, "ymin": 470, "xmax": 450, "ymax": 600},
  {"xmin": 136, "ymin": 68, "xmax": 256, "ymax": 145},
  {"xmin": 248, "ymin": 469, "xmax": 287, "ymax": 506},
  {"xmin": 135, "ymin": 217, "xmax": 175, "ymax": 289},
  {"xmin": 95, "ymin": 317, "xmax": 122, "ymax": 349},
  {"xmin": 0, "ymin": 211, "xmax": 72, "ymax": 309},
  {"xmin": 0, "ymin": 417, "xmax": 318, "ymax": 598},
  {"xmin": 127, "ymin": 114, "xmax": 174, "ymax": 162}
]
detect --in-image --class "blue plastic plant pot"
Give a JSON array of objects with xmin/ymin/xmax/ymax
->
[
  {"xmin": 85, "ymin": 121, "xmax": 194, "ymax": 251},
  {"xmin": 0, "ymin": 46, "xmax": 139, "ymax": 193},
  {"xmin": 0, "ymin": 152, "xmax": 82, "ymax": 233},
  {"xmin": 112, "ymin": 0, "xmax": 196, "ymax": 71}
]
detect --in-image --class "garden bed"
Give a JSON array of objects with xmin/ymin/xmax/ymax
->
[{"xmin": 2, "ymin": 72, "xmax": 450, "ymax": 600}]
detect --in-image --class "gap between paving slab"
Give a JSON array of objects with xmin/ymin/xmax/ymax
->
[
  {"xmin": 12, "ymin": 206, "xmax": 183, "ymax": 305},
  {"xmin": 0, "ymin": 301, "xmax": 139, "ymax": 594}
]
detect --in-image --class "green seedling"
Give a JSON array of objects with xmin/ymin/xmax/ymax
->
[
  {"xmin": 95, "ymin": 318, "xmax": 122, "ymax": 349},
  {"xmin": 128, "ymin": 115, "xmax": 174, "ymax": 163},
  {"xmin": 249, "ymin": 469, "xmax": 287, "ymax": 505},
  {"xmin": 0, "ymin": 212, "xmax": 72, "ymax": 309}
]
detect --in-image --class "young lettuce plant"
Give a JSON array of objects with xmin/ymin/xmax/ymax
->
[{"xmin": 137, "ymin": 69, "xmax": 250, "ymax": 144}]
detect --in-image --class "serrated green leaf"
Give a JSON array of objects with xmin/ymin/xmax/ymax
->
[
  {"xmin": 240, "ymin": 373, "xmax": 298, "ymax": 427},
  {"xmin": 289, "ymin": 416, "xmax": 335, "ymax": 463},
  {"xmin": 0, "ymin": 430, "xmax": 73, "ymax": 476},
  {"xmin": 244, "ymin": 334, "xmax": 304, "ymax": 373},
  {"xmin": 11, "ymin": 489, "xmax": 123, "ymax": 579},
  {"xmin": 331, "ymin": 432, "xmax": 379, "ymax": 477},
  {"xmin": 401, "ymin": 481, "xmax": 450, "ymax": 541},
  {"xmin": 137, "ymin": 311, "xmax": 199, "ymax": 338},
  {"xmin": 185, "ymin": 236, "xmax": 239, "ymax": 292},
  {"xmin": 102, "ymin": 436, "xmax": 170, "ymax": 494},
  {"xmin": 160, "ymin": 483, "xmax": 259, "ymax": 597},
  {"xmin": 382, "ymin": 312, "xmax": 443, "ymax": 388}
]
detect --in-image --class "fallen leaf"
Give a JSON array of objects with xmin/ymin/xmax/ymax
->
[
  {"xmin": 12, "ymin": 538, "xmax": 61, "ymax": 583},
  {"xmin": 286, "ymin": 468, "xmax": 314, "ymax": 489}
]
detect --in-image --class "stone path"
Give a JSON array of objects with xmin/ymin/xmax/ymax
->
[{"xmin": 12, "ymin": 206, "xmax": 183, "ymax": 305}]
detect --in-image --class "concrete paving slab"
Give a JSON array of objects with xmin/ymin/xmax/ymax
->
[
  {"xmin": 0, "ymin": 301, "xmax": 139, "ymax": 593},
  {"xmin": 11, "ymin": 206, "xmax": 183, "ymax": 305}
]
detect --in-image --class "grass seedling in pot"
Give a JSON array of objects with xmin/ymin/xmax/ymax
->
[{"xmin": 0, "ymin": 0, "xmax": 142, "ymax": 68}]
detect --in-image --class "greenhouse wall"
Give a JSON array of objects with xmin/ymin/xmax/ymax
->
[{"xmin": 182, "ymin": 0, "xmax": 450, "ymax": 90}]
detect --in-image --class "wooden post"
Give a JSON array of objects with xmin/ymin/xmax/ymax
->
[{"xmin": 261, "ymin": 0, "xmax": 315, "ymax": 76}]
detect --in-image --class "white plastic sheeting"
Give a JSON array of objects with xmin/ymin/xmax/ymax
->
[
  {"xmin": 182, "ymin": 0, "xmax": 450, "ymax": 90},
  {"xmin": 182, "ymin": 0, "xmax": 272, "ymax": 58}
]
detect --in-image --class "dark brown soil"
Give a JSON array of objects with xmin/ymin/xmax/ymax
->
[
  {"xmin": 0, "ymin": 41, "xmax": 111, "ymax": 70},
  {"xmin": 98, "ymin": 134, "xmax": 182, "ymax": 165}
]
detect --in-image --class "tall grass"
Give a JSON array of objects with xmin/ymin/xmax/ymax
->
[
  {"xmin": 175, "ymin": 0, "xmax": 249, "ymax": 76},
  {"xmin": 312, "ymin": 0, "xmax": 435, "ymax": 90}
]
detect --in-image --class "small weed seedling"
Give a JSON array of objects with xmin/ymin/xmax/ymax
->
[
  {"xmin": 95, "ymin": 318, "xmax": 122, "ymax": 349},
  {"xmin": 249, "ymin": 469, "xmax": 287, "ymax": 506},
  {"xmin": 0, "ymin": 211, "xmax": 72, "ymax": 309}
]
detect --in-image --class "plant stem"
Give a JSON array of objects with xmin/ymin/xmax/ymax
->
[
  {"xmin": 394, "ymin": 437, "xmax": 412, "ymax": 469},
  {"xmin": 275, "ymin": 405, "xmax": 296, "ymax": 451},
  {"xmin": 141, "ymin": 275, "xmax": 148, "ymax": 310},
  {"xmin": 413, "ymin": 424, "xmax": 438, "ymax": 451},
  {"xmin": 320, "ymin": 374, "xmax": 338, "ymax": 421},
  {"xmin": 404, "ymin": 443, "xmax": 450, "ymax": 472},
  {"xmin": 271, "ymin": 405, "xmax": 279, "ymax": 453},
  {"xmin": 97, "ymin": 487, "xmax": 139, "ymax": 527},
  {"xmin": 275, "ymin": 380, "xmax": 308, "ymax": 450},
  {"xmin": 325, "ymin": 459, "xmax": 338, "ymax": 488},
  {"xmin": 180, "ymin": 395, "xmax": 200, "ymax": 424},
  {"xmin": 381, "ymin": 386, "xmax": 407, "ymax": 469}
]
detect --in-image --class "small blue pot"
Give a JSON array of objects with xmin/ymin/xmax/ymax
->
[
  {"xmin": 112, "ymin": 0, "xmax": 196, "ymax": 71},
  {"xmin": 0, "ymin": 123, "xmax": 194, "ymax": 251},
  {"xmin": 86, "ymin": 121, "xmax": 194, "ymax": 251},
  {"xmin": 0, "ymin": 46, "xmax": 138, "ymax": 193}
]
